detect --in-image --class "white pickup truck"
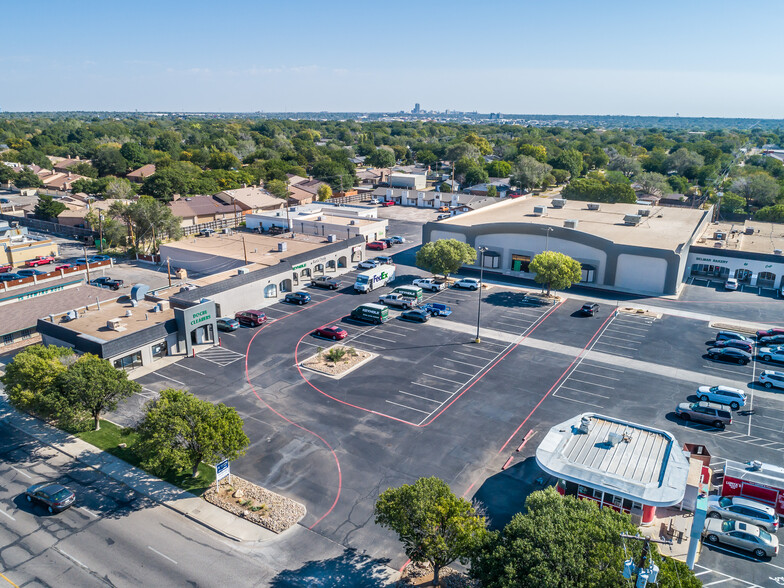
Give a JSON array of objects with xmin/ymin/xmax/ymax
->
[
  {"xmin": 412, "ymin": 277, "xmax": 445, "ymax": 292},
  {"xmin": 378, "ymin": 293, "xmax": 415, "ymax": 309}
]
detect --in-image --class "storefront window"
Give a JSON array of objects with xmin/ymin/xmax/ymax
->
[
  {"xmin": 152, "ymin": 342, "xmax": 168, "ymax": 360},
  {"xmin": 113, "ymin": 351, "xmax": 142, "ymax": 370},
  {"xmin": 511, "ymin": 254, "xmax": 530, "ymax": 272},
  {"xmin": 581, "ymin": 265, "xmax": 596, "ymax": 283}
]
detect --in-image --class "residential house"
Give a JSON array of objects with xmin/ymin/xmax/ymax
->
[
  {"xmin": 48, "ymin": 156, "xmax": 91, "ymax": 173},
  {"xmin": 463, "ymin": 178, "xmax": 512, "ymax": 198},
  {"xmin": 389, "ymin": 172, "xmax": 426, "ymax": 190},
  {"xmin": 28, "ymin": 166, "xmax": 87, "ymax": 193},
  {"xmin": 127, "ymin": 164, "xmax": 156, "ymax": 184},
  {"xmin": 349, "ymin": 156, "xmax": 367, "ymax": 166},
  {"xmin": 356, "ymin": 167, "xmax": 388, "ymax": 187},
  {"xmin": 214, "ymin": 186, "xmax": 285, "ymax": 215},
  {"xmin": 168, "ymin": 195, "xmax": 239, "ymax": 228}
]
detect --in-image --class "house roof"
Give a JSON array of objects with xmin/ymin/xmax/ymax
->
[
  {"xmin": 215, "ymin": 187, "xmax": 283, "ymax": 211},
  {"xmin": 286, "ymin": 174, "xmax": 309, "ymax": 186},
  {"xmin": 127, "ymin": 164, "xmax": 156, "ymax": 179},
  {"xmin": 287, "ymin": 185, "xmax": 315, "ymax": 202},
  {"xmin": 292, "ymin": 179, "xmax": 326, "ymax": 195},
  {"xmin": 168, "ymin": 195, "xmax": 236, "ymax": 218}
]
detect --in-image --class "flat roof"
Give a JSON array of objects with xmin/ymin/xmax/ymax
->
[
  {"xmin": 724, "ymin": 459, "xmax": 784, "ymax": 486},
  {"xmin": 48, "ymin": 298, "xmax": 175, "ymax": 342},
  {"xmin": 438, "ymin": 197, "xmax": 707, "ymax": 250},
  {"xmin": 698, "ymin": 221, "xmax": 784, "ymax": 255},
  {"xmin": 161, "ymin": 232, "xmax": 331, "ymax": 267},
  {"xmin": 536, "ymin": 413, "xmax": 689, "ymax": 506}
]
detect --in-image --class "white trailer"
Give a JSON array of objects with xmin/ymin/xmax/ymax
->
[{"xmin": 354, "ymin": 264, "xmax": 396, "ymax": 293}]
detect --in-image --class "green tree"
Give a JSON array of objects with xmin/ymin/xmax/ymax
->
[
  {"xmin": 416, "ymin": 149, "xmax": 438, "ymax": 167},
  {"xmin": 755, "ymin": 203, "xmax": 784, "ymax": 222},
  {"xmin": 445, "ymin": 142, "xmax": 480, "ymax": 163},
  {"xmin": 34, "ymin": 194, "xmax": 67, "ymax": 220},
  {"xmin": 0, "ymin": 345, "xmax": 75, "ymax": 418},
  {"xmin": 562, "ymin": 176, "xmax": 636, "ymax": 204},
  {"xmin": 135, "ymin": 388, "xmax": 249, "ymax": 477},
  {"xmin": 56, "ymin": 354, "xmax": 141, "ymax": 431},
  {"xmin": 667, "ymin": 148, "xmax": 705, "ymax": 179},
  {"xmin": 470, "ymin": 488, "xmax": 700, "ymax": 588},
  {"xmin": 511, "ymin": 155, "xmax": 552, "ymax": 190},
  {"xmin": 464, "ymin": 166, "xmax": 489, "ymax": 187},
  {"xmin": 551, "ymin": 169, "xmax": 570, "ymax": 184},
  {"xmin": 732, "ymin": 173, "xmax": 780, "ymax": 207},
  {"xmin": 529, "ymin": 251, "xmax": 582, "ymax": 296},
  {"xmin": 667, "ymin": 175, "xmax": 690, "ymax": 194},
  {"xmin": 375, "ymin": 477, "xmax": 487, "ymax": 587},
  {"xmin": 439, "ymin": 181, "xmax": 453, "ymax": 193},
  {"xmin": 553, "ymin": 148, "xmax": 585, "ymax": 178},
  {"xmin": 105, "ymin": 177, "xmax": 134, "ymax": 200},
  {"xmin": 13, "ymin": 168, "xmax": 44, "ymax": 189},
  {"xmin": 207, "ymin": 151, "xmax": 240, "ymax": 170},
  {"xmin": 518, "ymin": 143, "xmax": 547, "ymax": 162},
  {"xmin": 486, "ymin": 160, "xmax": 511, "ymax": 178},
  {"xmin": 607, "ymin": 153, "xmax": 641, "ymax": 177},
  {"xmin": 317, "ymin": 183, "xmax": 332, "ymax": 201},
  {"xmin": 69, "ymin": 162, "xmax": 98, "ymax": 178},
  {"xmin": 635, "ymin": 171, "xmax": 670, "ymax": 196},
  {"xmin": 486, "ymin": 185, "xmax": 498, "ymax": 197},
  {"xmin": 415, "ymin": 239, "xmax": 477, "ymax": 279},
  {"xmin": 93, "ymin": 147, "xmax": 128, "ymax": 177},
  {"xmin": 266, "ymin": 179, "xmax": 289, "ymax": 200},
  {"xmin": 719, "ymin": 192, "xmax": 746, "ymax": 216},
  {"xmin": 120, "ymin": 142, "xmax": 149, "ymax": 169},
  {"xmin": 367, "ymin": 147, "xmax": 396, "ymax": 168},
  {"xmin": 464, "ymin": 133, "xmax": 493, "ymax": 155}
]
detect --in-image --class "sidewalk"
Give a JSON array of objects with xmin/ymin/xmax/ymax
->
[{"xmin": 0, "ymin": 399, "xmax": 277, "ymax": 543}]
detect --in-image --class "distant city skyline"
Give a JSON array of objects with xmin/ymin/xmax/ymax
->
[{"xmin": 3, "ymin": 0, "xmax": 784, "ymax": 118}]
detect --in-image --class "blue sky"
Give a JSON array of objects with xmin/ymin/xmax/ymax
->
[{"xmin": 3, "ymin": 0, "xmax": 783, "ymax": 117}]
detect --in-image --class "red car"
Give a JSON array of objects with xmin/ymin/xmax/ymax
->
[
  {"xmin": 757, "ymin": 328, "xmax": 784, "ymax": 339},
  {"xmin": 315, "ymin": 325, "xmax": 348, "ymax": 340},
  {"xmin": 366, "ymin": 241, "xmax": 388, "ymax": 251},
  {"xmin": 381, "ymin": 201, "xmax": 395, "ymax": 207},
  {"xmin": 26, "ymin": 256, "xmax": 55, "ymax": 267},
  {"xmin": 0, "ymin": 264, "xmax": 12, "ymax": 274},
  {"xmin": 55, "ymin": 263, "xmax": 74, "ymax": 271}
]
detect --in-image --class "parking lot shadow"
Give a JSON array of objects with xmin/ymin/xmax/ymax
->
[
  {"xmin": 483, "ymin": 291, "xmax": 531, "ymax": 308},
  {"xmin": 472, "ymin": 457, "xmax": 556, "ymax": 531},
  {"xmin": 268, "ymin": 548, "xmax": 392, "ymax": 588}
]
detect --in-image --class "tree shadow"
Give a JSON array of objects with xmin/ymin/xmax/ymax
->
[
  {"xmin": 483, "ymin": 291, "xmax": 534, "ymax": 308},
  {"xmin": 268, "ymin": 547, "xmax": 393, "ymax": 588}
]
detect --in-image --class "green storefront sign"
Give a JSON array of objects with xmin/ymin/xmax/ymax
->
[{"xmin": 190, "ymin": 309, "xmax": 212, "ymax": 326}]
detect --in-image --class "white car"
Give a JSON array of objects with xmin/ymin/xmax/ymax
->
[
  {"xmin": 707, "ymin": 495, "xmax": 780, "ymax": 532},
  {"xmin": 357, "ymin": 259, "xmax": 379, "ymax": 270},
  {"xmin": 389, "ymin": 236, "xmax": 406, "ymax": 244},
  {"xmin": 759, "ymin": 370, "xmax": 784, "ymax": 390},
  {"xmin": 759, "ymin": 346, "xmax": 784, "ymax": 363},
  {"xmin": 370, "ymin": 198, "xmax": 379, "ymax": 205},
  {"xmin": 453, "ymin": 277, "xmax": 481, "ymax": 291},
  {"xmin": 725, "ymin": 278, "xmax": 739, "ymax": 290},
  {"xmin": 695, "ymin": 385, "xmax": 747, "ymax": 410},
  {"xmin": 413, "ymin": 278, "xmax": 445, "ymax": 292}
]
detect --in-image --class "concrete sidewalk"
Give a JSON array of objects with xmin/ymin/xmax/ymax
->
[{"xmin": 0, "ymin": 399, "xmax": 277, "ymax": 543}]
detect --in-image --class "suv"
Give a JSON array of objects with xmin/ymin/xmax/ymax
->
[
  {"xmin": 284, "ymin": 292, "xmax": 311, "ymax": 305},
  {"xmin": 676, "ymin": 401, "xmax": 732, "ymax": 429},
  {"xmin": 756, "ymin": 327, "xmax": 784, "ymax": 339},
  {"xmin": 759, "ymin": 346, "xmax": 784, "ymax": 363},
  {"xmin": 725, "ymin": 278, "xmax": 739, "ymax": 290},
  {"xmin": 311, "ymin": 276, "xmax": 341, "ymax": 290},
  {"xmin": 715, "ymin": 331, "xmax": 753, "ymax": 343},
  {"xmin": 696, "ymin": 385, "xmax": 747, "ymax": 410},
  {"xmin": 759, "ymin": 370, "xmax": 784, "ymax": 390},
  {"xmin": 413, "ymin": 278, "xmax": 445, "ymax": 292},
  {"xmin": 235, "ymin": 310, "xmax": 267, "ymax": 327},
  {"xmin": 580, "ymin": 303, "xmax": 599, "ymax": 316},
  {"xmin": 707, "ymin": 495, "xmax": 780, "ymax": 532},
  {"xmin": 366, "ymin": 241, "xmax": 387, "ymax": 251},
  {"xmin": 453, "ymin": 277, "xmax": 480, "ymax": 290},
  {"xmin": 374, "ymin": 256, "xmax": 394, "ymax": 265}
]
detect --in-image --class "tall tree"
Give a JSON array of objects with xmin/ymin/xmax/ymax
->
[
  {"xmin": 511, "ymin": 155, "xmax": 552, "ymax": 190},
  {"xmin": 317, "ymin": 183, "xmax": 332, "ymax": 201},
  {"xmin": 375, "ymin": 477, "xmax": 488, "ymax": 587},
  {"xmin": 93, "ymin": 147, "xmax": 129, "ymax": 177},
  {"xmin": 0, "ymin": 345, "xmax": 75, "ymax": 418},
  {"xmin": 34, "ymin": 194, "xmax": 67, "ymax": 220},
  {"xmin": 415, "ymin": 239, "xmax": 477, "ymax": 279},
  {"xmin": 529, "ymin": 251, "xmax": 582, "ymax": 296},
  {"xmin": 367, "ymin": 147, "xmax": 396, "ymax": 168},
  {"xmin": 518, "ymin": 143, "xmax": 547, "ymax": 162},
  {"xmin": 667, "ymin": 148, "xmax": 705, "ymax": 179},
  {"xmin": 135, "ymin": 388, "xmax": 249, "ymax": 477},
  {"xmin": 553, "ymin": 148, "xmax": 585, "ymax": 178},
  {"xmin": 731, "ymin": 173, "xmax": 780, "ymax": 207},
  {"xmin": 634, "ymin": 171, "xmax": 670, "ymax": 196},
  {"xmin": 56, "ymin": 354, "xmax": 141, "ymax": 431}
]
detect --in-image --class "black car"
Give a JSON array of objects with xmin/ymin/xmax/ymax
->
[
  {"xmin": 90, "ymin": 277, "xmax": 123, "ymax": 290},
  {"xmin": 400, "ymin": 309, "xmax": 429, "ymax": 323},
  {"xmin": 16, "ymin": 268, "xmax": 47, "ymax": 277},
  {"xmin": 0, "ymin": 273, "xmax": 23, "ymax": 281},
  {"xmin": 759, "ymin": 334, "xmax": 784, "ymax": 346},
  {"xmin": 580, "ymin": 303, "xmax": 599, "ymax": 316},
  {"xmin": 707, "ymin": 347, "xmax": 752, "ymax": 365},
  {"xmin": 713, "ymin": 339, "xmax": 754, "ymax": 353},
  {"xmin": 25, "ymin": 483, "xmax": 75, "ymax": 513},
  {"xmin": 284, "ymin": 292, "xmax": 311, "ymax": 305}
]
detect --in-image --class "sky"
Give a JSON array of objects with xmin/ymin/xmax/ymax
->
[{"xmin": 3, "ymin": 0, "xmax": 784, "ymax": 118}]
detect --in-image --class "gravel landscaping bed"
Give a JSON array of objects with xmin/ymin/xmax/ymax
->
[
  {"xmin": 396, "ymin": 562, "xmax": 478, "ymax": 588},
  {"xmin": 203, "ymin": 476, "xmax": 305, "ymax": 533},
  {"xmin": 300, "ymin": 344, "xmax": 374, "ymax": 377}
]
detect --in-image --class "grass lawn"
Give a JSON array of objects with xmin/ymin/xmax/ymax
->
[{"xmin": 76, "ymin": 420, "xmax": 215, "ymax": 496}]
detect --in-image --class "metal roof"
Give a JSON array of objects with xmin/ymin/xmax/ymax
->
[{"xmin": 536, "ymin": 413, "xmax": 690, "ymax": 506}]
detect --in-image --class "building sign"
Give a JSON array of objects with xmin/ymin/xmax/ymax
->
[
  {"xmin": 190, "ymin": 309, "xmax": 212, "ymax": 326},
  {"xmin": 292, "ymin": 262, "xmax": 307, "ymax": 270},
  {"xmin": 694, "ymin": 257, "xmax": 728, "ymax": 264},
  {"xmin": 216, "ymin": 459, "xmax": 230, "ymax": 481}
]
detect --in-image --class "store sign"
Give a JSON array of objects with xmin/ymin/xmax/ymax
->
[
  {"xmin": 695, "ymin": 257, "xmax": 728, "ymax": 264},
  {"xmin": 292, "ymin": 262, "xmax": 307, "ymax": 270},
  {"xmin": 190, "ymin": 309, "xmax": 212, "ymax": 326},
  {"xmin": 14, "ymin": 284, "xmax": 64, "ymax": 301}
]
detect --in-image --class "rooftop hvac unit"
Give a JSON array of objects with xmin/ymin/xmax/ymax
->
[
  {"xmin": 107, "ymin": 318, "xmax": 123, "ymax": 331},
  {"xmin": 349, "ymin": 220, "xmax": 356, "ymax": 225},
  {"xmin": 587, "ymin": 203, "xmax": 600, "ymax": 211},
  {"xmin": 551, "ymin": 198, "xmax": 566, "ymax": 208},
  {"xmin": 317, "ymin": 216, "xmax": 323, "ymax": 221},
  {"xmin": 775, "ymin": 249, "xmax": 783, "ymax": 255},
  {"xmin": 278, "ymin": 242, "xmax": 287, "ymax": 252},
  {"xmin": 130, "ymin": 283, "xmax": 149, "ymax": 301},
  {"xmin": 327, "ymin": 234, "xmax": 337, "ymax": 243},
  {"xmin": 157, "ymin": 300, "xmax": 170, "ymax": 311},
  {"xmin": 714, "ymin": 231, "xmax": 725, "ymax": 240},
  {"xmin": 638, "ymin": 208, "xmax": 650, "ymax": 217},
  {"xmin": 745, "ymin": 226, "xmax": 755, "ymax": 235},
  {"xmin": 623, "ymin": 214, "xmax": 642, "ymax": 225},
  {"xmin": 607, "ymin": 432, "xmax": 624, "ymax": 447},
  {"xmin": 577, "ymin": 416, "xmax": 591, "ymax": 434},
  {"xmin": 713, "ymin": 241, "xmax": 724, "ymax": 248},
  {"xmin": 237, "ymin": 267, "xmax": 250, "ymax": 275},
  {"xmin": 533, "ymin": 205, "xmax": 547, "ymax": 216},
  {"xmin": 125, "ymin": 309, "xmax": 132, "ymax": 317},
  {"xmin": 749, "ymin": 460, "xmax": 763, "ymax": 471},
  {"xmin": 564, "ymin": 219, "xmax": 579, "ymax": 229},
  {"xmin": 65, "ymin": 310, "xmax": 78, "ymax": 321}
]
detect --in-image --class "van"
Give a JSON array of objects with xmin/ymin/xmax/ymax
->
[
  {"xmin": 234, "ymin": 310, "xmax": 267, "ymax": 327},
  {"xmin": 351, "ymin": 303, "xmax": 389, "ymax": 325},
  {"xmin": 392, "ymin": 285, "xmax": 423, "ymax": 304}
]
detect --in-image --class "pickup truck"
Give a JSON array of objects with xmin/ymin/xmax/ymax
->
[
  {"xmin": 378, "ymin": 293, "xmax": 415, "ymax": 310},
  {"xmin": 420, "ymin": 303, "xmax": 452, "ymax": 317},
  {"xmin": 26, "ymin": 256, "xmax": 55, "ymax": 267},
  {"xmin": 412, "ymin": 278, "xmax": 445, "ymax": 292},
  {"xmin": 311, "ymin": 276, "xmax": 342, "ymax": 290},
  {"xmin": 90, "ymin": 277, "xmax": 124, "ymax": 291}
]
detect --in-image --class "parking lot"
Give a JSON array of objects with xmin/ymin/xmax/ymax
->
[{"xmin": 105, "ymin": 246, "xmax": 784, "ymax": 584}]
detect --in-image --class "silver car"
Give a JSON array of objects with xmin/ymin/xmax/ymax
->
[
  {"xmin": 703, "ymin": 519, "xmax": 779, "ymax": 558},
  {"xmin": 675, "ymin": 401, "xmax": 732, "ymax": 429},
  {"xmin": 707, "ymin": 495, "xmax": 780, "ymax": 532},
  {"xmin": 759, "ymin": 346, "xmax": 784, "ymax": 363}
]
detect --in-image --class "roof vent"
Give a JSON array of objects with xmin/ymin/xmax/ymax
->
[
  {"xmin": 349, "ymin": 220, "xmax": 356, "ymax": 225},
  {"xmin": 624, "ymin": 214, "xmax": 642, "ymax": 225},
  {"xmin": 125, "ymin": 309, "xmax": 132, "ymax": 317},
  {"xmin": 533, "ymin": 205, "xmax": 547, "ymax": 216},
  {"xmin": 564, "ymin": 219, "xmax": 579, "ymax": 229},
  {"xmin": 745, "ymin": 226, "xmax": 755, "ymax": 235},
  {"xmin": 749, "ymin": 460, "xmax": 763, "ymax": 471},
  {"xmin": 638, "ymin": 208, "xmax": 650, "ymax": 217},
  {"xmin": 278, "ymin": 242, "xmax": 287, "ymax": 252},
  {"xmin": 551, "ymin": 198, "xmax": 566, "ymax": 208},
  {"xmin": 587, "ymin": 203, "xmax": 600, "ymax": 211},
  {"xmin": 607, "ymin": 432, "xmax": 624, "ymax": 447},
  {"xmin": 577, "ymin": 416, "xmax": 591, "ymax": 434},
  {"xmin": 317, "ymin": 216, "xmax": 323, "ymax": 221},
  {"xmin": 65, "ymin": 310, "xmax": 78, "ymax": 321},
  {"xmin": 774, "ymin": 249, "xmax": 782, "ymax": 256},
  {"xmin": 237, "ymin": 267, "xmax": 250, "ymax": 275},
  {"xmin": 713, "ymin": 241, "xmax": 724, "ymax": 248},
  {"xmin": 327, "ymin": 234, "xmax": 337, "ymax": 243},
  {"xmin": 714, "ymin": 231, "xmax": 725, "ymax": 240}
]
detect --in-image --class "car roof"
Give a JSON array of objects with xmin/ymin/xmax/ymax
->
[
  {"xmin": 762, "ymin": 370, "xmax": 784, "ymax": 376},
  {"xmin": 712, "ymin": 385, "xmax": 745, "ymax": 393},
  {"xmin": 724, "ymin": 495, "xmax": 775, "ymax": 513},
  {"xmin": 696, "ymin": 401, "xmax": 730, "ymax": 409}
]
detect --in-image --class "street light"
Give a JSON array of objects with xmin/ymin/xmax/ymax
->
[
  {"xmin": 542, "ymin": 226, "xmax": 554, "ymax": 252},
  {"xmin": 475, "ymin": 246, "xmax": 487, "ymax": 344}
]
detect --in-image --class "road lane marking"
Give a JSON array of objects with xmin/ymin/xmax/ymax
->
[
  {"xmin": 148, "ymin": 546, "xmax": 178, "ymax": 564},
  {"xmin": 56, "ymin": 548, "xmax": 88, "ymax": 569},
  {"xmin": 0, "ymin": 509, "xmax": 15, "ymax": 521}
]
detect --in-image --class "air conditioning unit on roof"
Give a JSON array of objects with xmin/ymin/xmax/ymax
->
[
  {"xmin": 564, "ymin": 219, "xmax": 579, "ymax": 229},
  {"xmin": 587, "ymin": 203, "xmax": 600, "ymax": 211},
  {"xmin": 533, "ymin": 205, "xmax": 547, "ymax": 216},
  {"xmin": 551, "ymin": 198, "xmax": 566, "ymax": 208},
  {"xmin": 624, "ymin": 214, "xmax": 642, "ymax": 225}
]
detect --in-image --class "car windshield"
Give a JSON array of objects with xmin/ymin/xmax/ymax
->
[
  {"xmin": 50, "ymin": 488, "xmax": 71, "ymax": 501},
  {"xmin": 721, "ymin": 520, "xmax": 734, "ymax": 532},
  {"xmin": 719, "ymin": 496, "xmax": 732, "ymax": 507},
  {"xmin": 759, "ymin": 528, "xmax": 772, "ymax": 541}
]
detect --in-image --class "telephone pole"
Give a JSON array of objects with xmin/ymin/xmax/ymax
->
[
  {"xmin": 98, "ymin": 212, "xmax": 104, "ymax": 252},
  {"xmin": 619, "ymin": 534, "xmax": 671, "ymax": 587},
  {"xmin": 83, "ymin": 246, "xmax": 91, "ymax": 283},
  {"xmin": 242, "ymin": 236, "xmax": 248, "ymax": 265},
  {"xmin": 166, "ymin": 257, "xmax": 172, "ymax": 288}
]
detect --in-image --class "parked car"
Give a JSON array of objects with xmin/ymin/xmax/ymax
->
[
  {"xmin": 715, "ymin": 331, "xmax": 753, "ymax": 343},
  {"xmin": 16, "ymin": 268, "xmax": 48, "ymax": 277},
  {"xmin": 314, "ymin": 325, "xmax": 348, "ymax": 340},
  {"xmin": 725, "ymin": 278, "xmax": 739, "ymax": 290},
  {"xmin": 378, "ymin": 293, "xmax": 415, "ymax": 310},
  {"xmin": 234, "ymin": 310, "xmax": 267, "ymax": 327},
  {"xmin": 380, "ymin": 238, "xmax": 395, "ymax": 248},
  {"xmin": 438, "ymin": 205, "xmax": 450, "ymax": 212},
  {"xmin": 707, "ymin": 495, "xmax": 780, "ymax": 532},
  {"xmin": 400, "ymin": 309, "xmax": 429, "ymax": 323},
  {"xmin": 706, "ymin": 347, "xmax": 752, "ymax": 365},
  {"xmin": 759, "ymin": 370, "xmax": 784, "ymax": 390},
  {"xmin": 702, "ymin": 519, "xmax": 779, "ymax": 558},
  {"xmin": 0, "ymin": 273, "xmax": 23, "ymax": 281},
  {"xmin": 89, "ymin": 277, "xmax": 123, "ymax": 290},
  {"xmin": 0, "ymin": 198, "xmax": 10, "ymax": 204},
  {"xmin": 757, "ymin": 328, "xmax": 784, "ymax": 340},
  {"xmin": 759, "ymin": 334, "xmax": 784, "ymax": 346},
  {"xmin": 311, "ymin": 276, "xmax": 342, "ymax": 289},
  {"xmin": 713, "ymin": 339, "xmax": 754, "ymax": 354},
  {"xmin": 370, "ymin": 198, "xmax": 380, "ymax": 205},
  {"xmin": 580, "ymin": 303, "xmax": 599, "ymax": 316},
  {"xmin": 216, "ymin": 317, "xmax": 240, "ymax": 332},
  {"xmin": 55, "ymin": 263, "xmax": 74, "ymax": 271},
  {"xmin": 25, "ymin": 483, "xmax": 75, "ymax": 513},
  {"xmin": 26, "ymin": 255, "xmax": 55, "ymax": 267},
  {"xmin": 759, "ymin": 346, "xmax": 784, "ymax": 363},
  {"xmin": 453, "ymin": 277, "xmax": 480, "ymax": 290},
  {"xmin": 74, "ymin": 256, "xmax": 102, "ymax": 264},
  {"xmin": 358, "ymin": 259, "xmax": 379, "ymax": 270},
  {"xmin": 675, "ymin": 401, "xmax": 732, "ymax": 428},
  {"xmin": 413, "ymin": 278, "xmax": 445, "ymax": 292},
  {"xmin": 284, "ymin": 292, "xmax": 311, "ymax": 305},
  {"xmin": 696, "ymin": 385, "xmax": 747, "ymax": 410},
  {"xmin": 374, "ymin": 256, "xmax": 394, "ymax": 265},
  {"xmin": 366, "ymin": 241, "xmax": 388, "ymax": 251},
  {"xmin": 0, "ymin": 264, "xmax": 12, "ymax": 273},
  {"xmin": 389, "ymin": 236, "xmax": 406, "ymax": 244},
  {"xmin": 381, "ymin": 201, "xmax": 395, "ymax": 207},
  {"xmin": 421, "ymin": 302, "xmax": 452, "ymax": 317},
  {"xmin": 198, "ymin": 229, "xmax": 214, "ymax": 237},
  {"xmin": 436, "ymin": 213, "xmax": 451, "ymax": 220},
  {"xmin": 91, "ymin": 255, "xmax": 111, "ymax": 263}
]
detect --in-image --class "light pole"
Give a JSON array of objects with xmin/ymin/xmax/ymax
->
[
  {"xmin": 475, "ymin": 246, "xmax": 487, "ymax": 344},
  {"xmin": 542, "ymin": 226, "xmax": 553, "ymax": 252}
]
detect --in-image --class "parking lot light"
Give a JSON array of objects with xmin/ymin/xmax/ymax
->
[{"xmin": 475, "ymin": 247, "xmax": 487, "ymax": 343}]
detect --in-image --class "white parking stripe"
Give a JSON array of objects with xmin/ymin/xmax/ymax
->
[
  {"xmin": 359, "ymin": 333, "xmax": 399, "ymax": 343},
  {"xmin": 559, "ymin": 386, "xmax": 609, "ymax": 399},
  {"xmin": 452, "ymin": 350, "xmax": 487, "ymax": 360},
  {"xmin": 575, "ymin": 371, "xmax": 620, "ymax": 381},
  {"xmin": 594, "ymin": 341, "xmax": 638, "ymax": 350},
  {"xmin": 0, "ymin": 509, "xmax": 15, "ymax": 521},
  {"xmin": 411, "ymin": 381, "xmax": 452, "ymax": 394},
  {"xmin": 568, "ymin": 378, "xmax": 615, "ymax": 389},
  {"xmin": 555, "ymin": 395, "xmax": 603, "ymax": 407},
  {"xmin": 386, "ymin": 400, "xmax": 430, "ymax": 414},
  {"xmin": 425, "ymin": 374, "xmax": 466, "ymax": 385},
  {"xmin": 433, "ymin": 365, "xmax": 476, "ymax": 376},
  {"xmin": 581, "ymin": 363, "xmax": 625, "ymax": 373},
  {"xmin": 398, "ymin": 391, "xmax": 441, "ymax": 403},
  {"xmin": 444, "ymin": 358, "xmax": 485, "ymax": 367},
  {"xmin": 600, "ymin": 334, "xmax": 642, "ymax": 344}
]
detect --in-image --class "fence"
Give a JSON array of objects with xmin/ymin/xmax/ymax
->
[
  {"xmin": 0, "ymin": 213, "xmax": 99, "ymax": 241},
  {"xmin": 181, "ymin": 216, "xmax": 244, "ymax": 236}
]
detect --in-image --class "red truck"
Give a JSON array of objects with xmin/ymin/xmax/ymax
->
[{"xmin": 26, "ymin": 256, "xmax": 55, "ymax": 267}]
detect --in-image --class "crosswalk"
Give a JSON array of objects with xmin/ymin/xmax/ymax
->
[{"xmin": 196, "ymin": 345, "xmax": 245, "ymax": 367}]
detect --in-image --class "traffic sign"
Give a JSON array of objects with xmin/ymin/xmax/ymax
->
[{"xmin": 216, "ymin": 459, "xmax": 230, "ymax": 481}]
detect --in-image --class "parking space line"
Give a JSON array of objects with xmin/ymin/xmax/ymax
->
[
  {"xmin": 398, "ymin": 391, "xmax": 441, "ymax": 403},
  {"xmin": 599, "ymin": 334, "xmax": 642, "ymax": 344},
  {"xmin": 0, "ymin": 509, "xmax": 15, "ymax": 521},
  {"xmin": 387, "ymin": 324, "xmax": 416, "ymax": 331},
  {"xmin": 568, "ymin": 378, "xmax": 615, "ymax": 389},
  {"xmin": 175, "ymin": 364, "xmax": 205, "ymax": 375},
  {"xmin": 594, "ymin": 341, "xmax": 638, "ymax": 350},
  {"xmin": 358, "ymin": 333, "xmax": 400, "ymax": 343},
  {"xmin": 451, "ymin": 350, "xmax": 489, "ymax": 360},
  {"xmin": 581, "ymin": 362, "xmax": 625, "ymax": 373},
  {"xmin": 556, "ymin": 395, "xmax": 603, "ymax": 407},
  {"xmin": 386, "ymin": 400, "xmax": 430, "ymax": 414},
  {"xmin": 425, "ymin": 374, "xmax": 466, "ymax": 385},
  {"xmin": 444, "ymin": 358, "xmax": 486, "ymax": 368},
  {"xmin": 606, "ymin": 327, "xmax": 649, "ymax": 336},
  {"xmin": 575, "ymin": 370, "xmax": 620, "ymax": 380},
  {"xmin": 411, "ymin": 381, "xmax": 452, "ymax": 394},
  {"xmin": 161, "ymin": 375, "xmax": 185, "ymax": 386},
  {"xmin": 11, "ymin": 466, "xmax": 32, "ymax": 479},
  {"xmin": 433, "ymin": 365, "xmax": 476, "ymax": 376},
  {"xmin": 559, "ymin": 386, "xmax": 609, "ymax": 399}
]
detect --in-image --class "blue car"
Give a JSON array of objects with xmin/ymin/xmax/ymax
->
[
  {"xmin": 16, "ymin": 268, "xmax": 47, "ymax": 277},
  {"xmin": 0, "ymin": 273, "xmax": 23, "ymax": 281},
  {"xmin": 284, "ymin": 292, "xmax": 311, "ymax": 305},
  {"xmin": 216, "ymin": 317, "xmax": 240, "ymax": 332}
]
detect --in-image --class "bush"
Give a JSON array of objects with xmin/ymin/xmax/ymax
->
[{"xmin": 325, "ymin": 347, "xmax": 347, "ymax": 363}]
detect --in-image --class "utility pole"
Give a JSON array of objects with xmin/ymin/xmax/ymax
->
[
  {"xmin": 284, "ymin": 179, "xmax": 291, "ymax": 237},
  {"xmin": 166, "ymin": 257, "xmax": 172, "ymax": 288},
  {"xmin": 619, "ymin": 534, "xmax": 671, "ymax": 587},
  {"xmin": 475, "ymin": 247, "xmax": 487, "ymax": 343},
  {"xmin": 98, "ymin": 212, "xmax": 104, "ymax": 252},
  {"xmin": 242, "ymin": 236, "xmax": 248, "ymax": 265},
  {"xmin": 83, "ymin": 245, "xmax": 91, "ymax": 283}
]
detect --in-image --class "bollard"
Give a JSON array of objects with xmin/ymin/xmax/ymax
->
[{"xmin": 219, "ymin": 337, "xmax": 222, "ymax": 347}]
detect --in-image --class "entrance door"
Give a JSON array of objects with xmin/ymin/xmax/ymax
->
[{"xmin": 735, "ymin": 268, "xmax": 752, "ymax": 283}]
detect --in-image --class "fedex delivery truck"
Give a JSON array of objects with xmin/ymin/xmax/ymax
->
[{"xmin": 354, "ymin": 264, "xmax": 395, "ymax": 293}]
